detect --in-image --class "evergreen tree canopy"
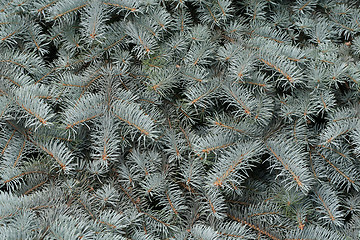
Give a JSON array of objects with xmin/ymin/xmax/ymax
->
[{"xmin": 0, "ymin": 0, "xmax": 360, "ymax": 239}]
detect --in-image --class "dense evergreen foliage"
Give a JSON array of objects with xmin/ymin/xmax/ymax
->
[{"xmin": 0, "ymin": 0, "xmax": 360, "ymax": 239}]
